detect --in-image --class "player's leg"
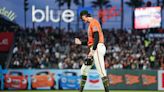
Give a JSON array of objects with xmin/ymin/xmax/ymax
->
[
  {"xmin": 93, "ymin": 43, "xmax": 109, "ymax": 92},
  {"xmin": 102, "ymin": 76, "xmax": 109, "ymax": 92},
  {"xmin": 79, "ymin": 63, "xmax": 93, "ymax": 92}
]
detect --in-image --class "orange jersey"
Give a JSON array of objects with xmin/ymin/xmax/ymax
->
[{"xmin": 87, "ymin": 19, "xmax": 104, "ymax": 47}]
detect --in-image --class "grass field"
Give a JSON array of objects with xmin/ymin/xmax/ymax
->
[{"xmin": 0, "ymin": 90, "xmax": 163, "ymax": 92}]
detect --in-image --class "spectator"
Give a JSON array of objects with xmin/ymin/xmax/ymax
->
[{"xmin": 9, "ymin": 27, "xmax": 164, "ymax": 70}]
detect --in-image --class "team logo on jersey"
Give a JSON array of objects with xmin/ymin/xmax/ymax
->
[{"xmin": 93, "ymin": 26, "xmax": 98, "ymax": 31}]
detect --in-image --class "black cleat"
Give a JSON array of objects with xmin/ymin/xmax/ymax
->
[
  {"xmin": 79, "ymin": 75, "xmax": 87, "ymax": 92},
  {"xmin": 102, "ymin": 76, "xmax": 110, "ymax": 92}
]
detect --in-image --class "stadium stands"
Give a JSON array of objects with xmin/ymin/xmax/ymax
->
[{"xmin": 9, "ymin": 27, "xmax": 164, "ymax": 69}]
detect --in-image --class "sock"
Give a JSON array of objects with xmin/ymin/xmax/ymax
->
[
  {"xmin": 79, "ymin": 75, "xmax": 87, "ymax": 92},
  {"xmin": 102, "ymin": 76, "xmax": 109, "ymax": 92}
]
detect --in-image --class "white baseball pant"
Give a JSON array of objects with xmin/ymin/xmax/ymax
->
[{"xmin": 81, "ymin": 43, "xmax": 107, "ymax": 77}]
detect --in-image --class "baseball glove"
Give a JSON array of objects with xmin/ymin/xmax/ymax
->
[{"xmin": 84, "ymin": 56, "xmax": 93, "ymax": 66}]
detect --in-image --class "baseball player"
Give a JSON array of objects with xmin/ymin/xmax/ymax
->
[{"xmin": 75, "ymin": 10, "xmax": 109, "ymax": 92}]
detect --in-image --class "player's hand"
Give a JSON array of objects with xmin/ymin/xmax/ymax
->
[
  {"xmin": 75, "ymin": 38, "xmax": 82, "ymax": 45},
  {"xmin": 88, "ymin": 50, "xmax": 95, "ymax": 57}
]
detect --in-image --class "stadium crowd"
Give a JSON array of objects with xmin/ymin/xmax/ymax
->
[{"xmin": 9, "ymin": 27, "xmax": 164, "ymax": 70}]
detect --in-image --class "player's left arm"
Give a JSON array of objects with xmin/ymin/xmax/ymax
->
[
  {"xmin": 93, "ymin": 31, "xmax": 99, "ymax": 50},
  {"xmin": 88, "ymin": 30, "xmax": 99, "ymax": 57},
  {"xmin": 88, "ymin": 23, "xmax": 99, "ymax": 57},
  {"xmin": 92, "ymin": 26, "xmax": 99, "ymax": 50}
]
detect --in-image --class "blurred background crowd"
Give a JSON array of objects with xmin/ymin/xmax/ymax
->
[{"xmin": 9, "ymin": 27, "xmax": 164, "ymax": 70}]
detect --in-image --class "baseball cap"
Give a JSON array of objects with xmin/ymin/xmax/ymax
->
[{"xmin": 80, "ymin": 10, "xmax": 91, "ymax": 19}]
